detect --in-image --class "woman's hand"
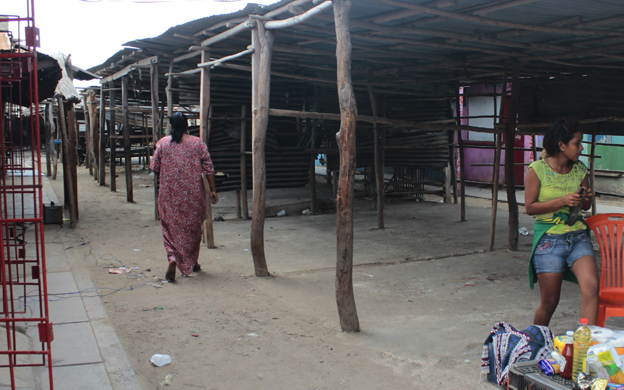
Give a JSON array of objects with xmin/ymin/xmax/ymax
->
[
  {"xmin": 209, "ymin": 190, "xmax": 219, "ymax": 204},
  {"xmin": 562, "ymin": 190, "xmax": 585, "ymax": 208}
]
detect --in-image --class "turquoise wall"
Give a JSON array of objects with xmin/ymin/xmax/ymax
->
[{"xmin": 584, "ymin": 135, "xmax": 624, "ymax": 171}]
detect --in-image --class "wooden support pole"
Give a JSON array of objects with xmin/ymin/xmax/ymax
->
[
  {"xmin": 309, "ymin": 138, "xmax": 317, "ymax": 215},
  {"xmin": 200, "ymin": 50, "xmax": 216, "ymax": 249},
  {"xmin": 241, "ymin": 105, "xmax": 249, "ymax": 219},
  {"xmin": 82, "ymin": 94, "xmax": 92, "ymax": 173},
  {"xmin": 368, "ymin": 85, "xmax": 384, "ymax": 229},
  {"xmin": 56, "ymin": 97, "xmax": 77, "ymax": 228},
  {"xmin": 250, "ymin": 22, "xmax": 274, "ymax": 277},
  {"xmin": 505, "ymin": 61, "xmax": 521, "ymax": 251},
  {"xmin": 44, "ymin": 103, "xmax": 52, "ymax": 177},
  {"xmin": 109, "ymin": 88, "xmax": 117, "ymax": 192},
  {"xmin": 150, "ymin": 62, "xmax": 160, "ymax": 219},
  {"xmin": 489, "ymin": 70, "xmax": 508, "ymax": 252},
  {"xmin": 236, "ymin": 190, "xmax": 242, "ymax": 219},
  {"xmin": 88, "ymin": 90, "xmax": 99, "ymax": 182},
  {"xmin": 122, "ymin": 77, "xmax": 133, "ymax": 203},
  {"xmin": 64, "ymin": 99, "xmax": 79, "ymax": 227},
  {"xmin": 456, "ymin": 84, "xmax": 466, "ymax": 221},
  {"xmin": 590, "ymin": 126, "xmax": 598, "ymax": 215},
  {"xmin": 166, "ymin": 60, "xmax": 174, "ymax": 120},
  {"xmin": 49, "ymin": 103, "xmax": 59, "ymax": 180},
  {"xmin": 333, "ymin": 0, "xmax": 360, "ymax": 333},
  {"xmin": 99, "ymin": 85, "xmax": 106, "ymax": 186}
]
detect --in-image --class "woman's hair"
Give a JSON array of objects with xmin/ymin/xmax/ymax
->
[
  {"xmin": 542, "ymin": 119, "xmax": 582, "ymax": 158},
  {"xmin": 169, "ymin": 112, "xmax": 188, "ymax": 144}
]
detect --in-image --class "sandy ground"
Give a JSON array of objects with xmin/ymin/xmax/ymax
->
[{"xmin": 44, "ymin": 162, "xmax": 617, "ymax": 390}]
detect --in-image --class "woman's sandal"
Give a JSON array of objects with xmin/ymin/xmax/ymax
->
[{"xmin": 193, "ymin": 264, "xmax": 201, "ymax": 273}]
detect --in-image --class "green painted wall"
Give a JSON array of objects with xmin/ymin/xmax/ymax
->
[{"xmin": 583, "ymin": 135, "xmax": 624, "ymax": 171}]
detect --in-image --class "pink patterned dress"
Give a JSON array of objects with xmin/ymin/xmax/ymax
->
[{"xmin": 150, "ymin": 136, "xmax": 215, "ymax": 276}]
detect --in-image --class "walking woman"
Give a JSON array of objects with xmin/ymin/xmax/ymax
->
[
  {"xmin": 525, "ymin": 119, "xmax": 599, "ymax": 325},
  {"xmin": 150, "ymin": 112, "xmax": 219, "ymax": 281}
]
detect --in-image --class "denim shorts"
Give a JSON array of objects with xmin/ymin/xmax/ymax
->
[{"xmin": 533, "ymin": 230, "xmax": 595, "ymax": 274}]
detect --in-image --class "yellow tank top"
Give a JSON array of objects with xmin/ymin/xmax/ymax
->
[{"xmin": 528, "ymin": 159, "xmax": 587, "ymax": 234}]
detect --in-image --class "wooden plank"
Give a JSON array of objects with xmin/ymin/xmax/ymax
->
[
  {"xmin": 100, "ymin": 55, "xmax": 158, "ymax": 83},
  {"xmin": 333, "ymin": 0, "xmax": 360, "ymax": 333},
  {"xmin": 456, "ymin": 84, "xmax": 466, "ymax": 222},
  {"xmin": 66, "ymin": 102, "xmax": 79, "ymax": 227}
]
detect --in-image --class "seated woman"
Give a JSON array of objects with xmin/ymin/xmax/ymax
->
[{"xmin": 525, "ymin": 119, "xmax": 599, "ymax": 326}]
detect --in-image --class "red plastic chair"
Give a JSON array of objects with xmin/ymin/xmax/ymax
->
[{"xmin": 585, "ymin": 213, "xmax": 624, "ymax": 327}]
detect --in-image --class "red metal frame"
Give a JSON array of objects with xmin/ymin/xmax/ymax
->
[{"xmin": 1, "ymin": 1, "xmax": 54, "ymax": 389}]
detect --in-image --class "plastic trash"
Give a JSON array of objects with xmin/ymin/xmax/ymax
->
[
  {"xmin": 277, "ymin": 210, "xmax": 286, "ymax": 217},
  {"xmin": 150, "ymin": 354, "xmax": 172, "ymax": 367},
  {"xmin": 518, "ymin": 227, "xmax": 529, "ymax": 236},
  {"xmin": 302, "ymin": 209, "xmax": 311, "ymax": 215}
]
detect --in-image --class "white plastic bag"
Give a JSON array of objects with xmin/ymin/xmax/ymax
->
[{"xmin": 150, "ymin": 354, "xmax": 172, "ymax": 367}]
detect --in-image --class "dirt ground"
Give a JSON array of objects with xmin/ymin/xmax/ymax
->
[{"xmin": 45, "ymin": 162, "xmax": 616, "ymax": 390}]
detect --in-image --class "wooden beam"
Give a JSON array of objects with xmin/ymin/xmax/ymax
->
[
  {"xmin": 370, "ymin": 0, "xmax": 456, "ymax": 23},
  {"xmin": 196, "ymin": 48, "xmax": 254, "ymax": 68},
  {"xmin": 100, "ymin": 55, "xmax": 158, "ymax": 83},
  {"xmin": 201, "ymin": 19, "xmax": 256, "ymax": 47},
  {"xmin": 250, "ymin": 22, "xmax": 274, "ymax": 277},
  {"xmin": 377, "ymin": 0, "xmax": 624, "ymax": 36},
  {"xmin": 57, "ymin": 97, "xmax": 77, "ymax": 228},
  {"xmin": 333, "ymin": 0, "xmax": 360, "ymax": 334},
  {"xmin": 264, "ymin": 1, "xmax": 332, "ymax": 29}
]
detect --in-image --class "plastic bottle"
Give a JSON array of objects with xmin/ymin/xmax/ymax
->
[
  {"xmin": 572, "ymin": 318, "xmax": 592, "ymax": 381},
  {"xmin": 560, "ymin": 330, "xmax": 574, "ymax": 379}
]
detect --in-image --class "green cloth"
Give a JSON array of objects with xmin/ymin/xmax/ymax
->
[{"xmin": 527, "ymin": 159, "xmax": 589, "ymax": 289}]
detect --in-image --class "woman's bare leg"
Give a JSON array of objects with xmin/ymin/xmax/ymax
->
[
  {"xmin": 534, "ymin": 273, "xmax": 564, "ymax": 326},
  {"xmin": 572, "ymin": 255, "xmax": 599, "ymax": 325}
]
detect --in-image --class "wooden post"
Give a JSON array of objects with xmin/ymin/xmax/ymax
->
[
  {"xmin": 368, "ymin": 85, "xmax": 384, "ymax": 229},
  {"xmin": 456, "ymin": 84, "xmax": 466, "ymax": 221},
  {"xmin": 449, "ymin": 111, "xmax": 458, "ymax": 204},
  {"xmin": 44, "ymin": 103, "xmax": 52, "ymax": 177},
  {"xmin": 590, "ymin": 125, "xmax": 598, "ymax": 215},
  {"xmin": 250, "ymin": 23, "xmax": 274, "ymax": 277},
  {"xmin": 82, "ymin": 94, "xmax": 92, "ymax": 173},
  {"xmin": 122, "ymin": 77, "xmax": 133, "ymax": 202},
  {"xmin": 505, "ymin": 61, "xmax": 521, "ymax": 251},
  {"xmin": 200, "ymin": 50, "xmax": 215, "ymax": 249},
  {"xmin": 240, "ymin": 105, "xmax": 249, "ymax": 219},
  {"xmin": 150, "ymin": 62, "xmax": 161, "ymax": 219},
  {"xmin": 99, "ymin": 85, "xmax": 106, "ymax": 185},
  {"xmin": 333, "ymin": 0, "xmax": 360, "ymax": 333},
  {"xmin": 88, "ymin": 89, "xmax": 99, "ymax": 182},
  {"xmin": 236, "ymin": 190, "xmax": 242, "ymax": 219},
  {"xmin": 489, "ymin": 70, "xmax": 508, "ymax": 252},
  {"xmin": 68, "ymin": 103, "xmax": 79, "ymax": 222},
  {"xmin": 166, "ymin": 60, "xmax": 174, "ymax": 120},
  {"xmin": 48, "ymin": 103, "xmax": 59, "ymax": 180},
  {"xmin": 56, "ymin": 97, "xmax": 77, "ymax": 228},
  {"xmin": 109, "ymin": 88, "xmax": 117, "ymax": 192}
]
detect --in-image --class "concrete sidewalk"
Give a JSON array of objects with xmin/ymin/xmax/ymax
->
[{"xmin": 27, "ymin": 177, "xmax": 142, "ymax": 390}]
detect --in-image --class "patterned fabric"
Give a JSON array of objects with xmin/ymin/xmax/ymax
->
[
  {"xmin": 480, "ymin": 322, "xmax": 554, "ymax": 387},
  {"xmin": 528, "ymin": 159, "xmax": 588, "ymax": 234},
  {"xmin": 150, "ymin": 136, "xmax": 215, "ymax": 276}
]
